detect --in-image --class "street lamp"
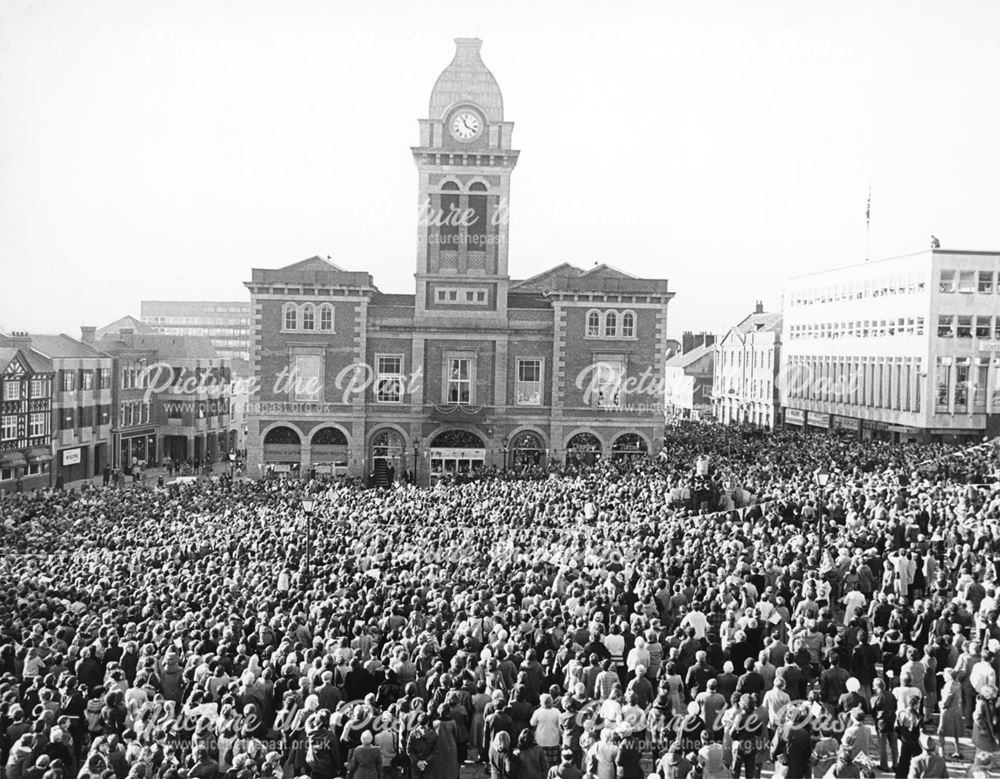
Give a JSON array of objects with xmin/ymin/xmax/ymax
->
[
  {"xmin": 501, "ymin": 436, "xmax": 509, "ymax": 473},
  {"xmin": 412, "ymin": 443, "xmax": 419, "ymax": 485},
  {"xmin": 814, "ymin": 469, "xmax": 830, "ymax": 552},
  {"xmin": 301, "ymin": 497, "xmax": 316, "ymax": 583}
]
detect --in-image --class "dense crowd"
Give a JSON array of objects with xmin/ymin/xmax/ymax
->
[{"xmin": 2, "ymin": 424, "xmax": 1000, "ymax": 779}]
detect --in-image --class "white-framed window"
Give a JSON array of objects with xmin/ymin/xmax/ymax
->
[
  {"xmin": 376, "ymin": 355, "xmax": 404, "ymax": 404},
  {"xmin": 939, "ymin": 270, "xmax": 955, "ymax": 293},
  {"xmin": 958, "ymin": 271, "xmax": 976, "ymax": 293},
  {"xmin": 301, "ymin": 303, "xmax": 315, "ymax": 331},
  {"xmin": 621, "ymin": 311, "xmax": 636, "ymax": 338},
  {"xmin": 81, "ymin": 370, "xmax": 94, "ymax": 390},
  {"xmin": 292, "ymin": 354, "xmax": 322, "ymax": 402},
  {"xmin": 515, "ymin": 359, "xmax": 543, "ymax": 406},
  {"xmin": 126, "ymin": 403, "xmax": 134, "ymax": 427},
  {"xmin": 319, "ymin": 304, "xmax": 334, "ymax": 332},
  {"xmin": 30, "ymin": 377, "xmax": 48, "ymax": 397},
  {"xmin": 446, "ymin": 357, "xmax": 473, "ymax": 404},
  {"xmin": 586, "ymin": 310, "xmax": 601, "ymax": 337},
  {"xmin": 141, "ymin": 402, "xmax": 150, "ymax": 424},
  {"xmin": 604, "ymin": 311, "xmax": 618, "ymax": 338},
  {"xmin": 283, "ymin": 303, "xmax": 298, "ymax": 331},
  {"xmin": 592, "ymin": 359, "xmax": 625, "ymax": 408},
  {"xmin": 28, "ymin": 412, "xmax": 47, "ymax": 438},
  {"xmin": 1, "ymin": 415, "xmax": 16, "ymax": 441},
  {"xmin": 979, "ymin": 271, "xmax": 995, "ymax": 294},
  {"xmin": 3, "ymin": 380, "xmax": 20, "ymax": 401}
]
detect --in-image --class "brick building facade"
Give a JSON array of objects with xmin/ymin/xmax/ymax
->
[{"xmin": 245, "ymin": 38, "xmax": 673, "ymax": 483}]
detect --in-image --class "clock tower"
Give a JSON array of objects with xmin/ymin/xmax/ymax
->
[{"xmin": 412, "ymin": 38, "xmax": 519, "ymax": 323}]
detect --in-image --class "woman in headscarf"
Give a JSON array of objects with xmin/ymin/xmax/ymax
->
[
  {"xmin": 697, "ymin": 729, "xmax": 731, "ymax": 779},
  {"xmin": 433, "ymin": 704, "xmax": 459, "ymax": 779},
  {"xmin": 347, "ymin": 730, "xmax": 382, "ymax": 779},
  {"xmin": 662, "ymin": 661, "xmax": 685, "ymax": 716},
  {"xmin": 971, "ymin": 684, "xmax": 998, "ymax": 756},
  {"xmin": 587, "ymin": 728, "xmax": 618, "ymax": 779},
  {"xmin": 938, "ymin": 667, "xmax": 964, "ymax": 759}
]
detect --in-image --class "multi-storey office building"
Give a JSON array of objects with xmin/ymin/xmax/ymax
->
[
  {"xmin": 781, "ymin": 248, "xmax": 1000, "ymax": 442},
  {"xmin": 141, "ymin": 300, "xmax": 251, "ymax": 361}
]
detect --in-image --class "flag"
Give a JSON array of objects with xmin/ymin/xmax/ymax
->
[{"xmin": 866, "ymin": 185, "xmax": 871, "ymax": 228}]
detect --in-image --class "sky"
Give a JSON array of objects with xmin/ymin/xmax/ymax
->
[{"xmin": 2, "ymin": 0, "xmax": 1000, "ymax": 339}]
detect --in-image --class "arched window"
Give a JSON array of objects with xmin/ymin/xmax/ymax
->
[
  {"xmin": 283, "ymin": 303, "xmax": 298, "ymax": 331},
  {"xmin": 468, "ymin": 181, "xmax": 488, "ymax": 192},
  {"xmin": 586, "ymin": 310, "xmax": 601, "ymax": 337},
  {"xmin": 301, "ymin": 303, "xmax": 315, "ymax": 331},
  {"xmin": 440, "ymin": 180, "xmax": 461, "ymax": 191},
  {"xmin": 604, "ymin": 311, "xmax": 618, "ymax": 338},
  {"xmin": 319, "ymin": 304, "xmax": 333, "ymax": 331},
  {"xmin": 621, "ymin": 310, "xmax": 636, "ymax": 338}
]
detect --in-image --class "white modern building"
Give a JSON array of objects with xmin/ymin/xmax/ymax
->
[{"xmin": 781, "ymin": 248, "xmax": 1000, "ymax": 442}]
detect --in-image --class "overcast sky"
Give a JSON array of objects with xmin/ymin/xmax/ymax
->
[{"xmin": 2, "ymin": 0, "xmax": 999, "ymax": 339}]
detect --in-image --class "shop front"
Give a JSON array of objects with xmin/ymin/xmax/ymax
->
[
  {"xmin": 262, "ymin": 425, "xmax": 302, "ymax": 478},
  {"xmin": 566, "ymin": 432, "xmax": 602, "ymax": 465},
  {"xmin": 783, "ymin": 408, "xmax": 805, "ymax": 428},
  {"xmin": 57, "ymin": 446, "xmax": 88, "ymax": 485},
  {"xmin": 611, "ymin": 433, "xmax": 648, "ymax": 461},
  {"xmin": 119, "ymin": 429, "xmax": 157, "ymax": 469},
  {"xmin": 428, "ymin": 430, "xmax": 486, "ymax": 482}
]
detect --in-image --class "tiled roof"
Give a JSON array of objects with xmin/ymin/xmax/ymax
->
[
  {"xmin": 23, "ymin": 333, "xmax": 109, "ymax": 359},
  {"xmin": 96, "ymin": 315, "xmax": 154, "ymax": 340},
  {"xmin": 0, "ymin": 347, "xmax": 53, "ymax": 374},
  {"xmin": 665, "ymin": 343, "xmax": 715, "ymax": 369},
  {"xmin": 96, "ymin": 333, "xmax": 221, "ymax": 360}
]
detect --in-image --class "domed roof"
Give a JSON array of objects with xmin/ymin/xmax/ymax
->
[{"xmin": 428, "ymin": 38, "xmax": 503, "ymax": 123}]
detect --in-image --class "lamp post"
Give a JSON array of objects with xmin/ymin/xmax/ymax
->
[
  {"xmin": 301, "ymin": 497, "xmax": 316, "ymax": 584},
  {"xmin": 412, "ymin": 443, "xmax": 419, "ymax": 485},
  {"xmin": 814, "ymin": 469, "xmax": 830, "ymax": 553},
  {"xmin": 501, "ymin": 436, "xmax": 509, "ymax": 473}
]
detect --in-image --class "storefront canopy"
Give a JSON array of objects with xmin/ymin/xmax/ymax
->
[
  {"xmin": 25, "ymin": 447, "xmax": 53, "ymax": 463},
  {"xmin": 0, "ymin": 451, "xmax": 28, "ymax": 468}
]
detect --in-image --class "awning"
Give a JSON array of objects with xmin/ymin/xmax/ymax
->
[
  {"xmin": 25, "ymin": 447, "xmax": 53, "ymax": 464},
  {"xmin": 0, "ymin": 451, "xmax": 28, "ymax": 468}
]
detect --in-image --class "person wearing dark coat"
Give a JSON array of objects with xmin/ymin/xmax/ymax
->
[
  {"xmin": 770, "ymin": 705, "xmax": 813, "ymax": 779},
  {"xmin": 407, "ymin": 715, "xmax": 439, "ymax": 779}
]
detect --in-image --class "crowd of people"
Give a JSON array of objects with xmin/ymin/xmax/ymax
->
[{"xmin": 2, "ymin": 423, "xmax": 1000, "ymax": 779}]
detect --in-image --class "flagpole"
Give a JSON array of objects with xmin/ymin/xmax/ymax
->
[{"xmin": 865, "ymin": 184, "xmax": 871, "ymax": 262}]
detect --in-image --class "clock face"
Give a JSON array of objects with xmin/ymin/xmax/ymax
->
[{"xmin": 450, "ymin": 111, "xmax": 482, "ymax": 141}]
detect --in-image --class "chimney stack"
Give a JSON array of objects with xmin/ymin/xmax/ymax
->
[
  {"xmin": 754, "ymin": 300, "xmax": 764, "ymax": 314},
  {"xmin": 80, "ymin": 326, "xmax": 96, "ymax": 345},
  {"xmin": 6, "ymin": 331, "xmax": 32, "ymax": 345},
  {"xmin": 119, "ymin": 328, "xmax": 134, "ymax": 347}
]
